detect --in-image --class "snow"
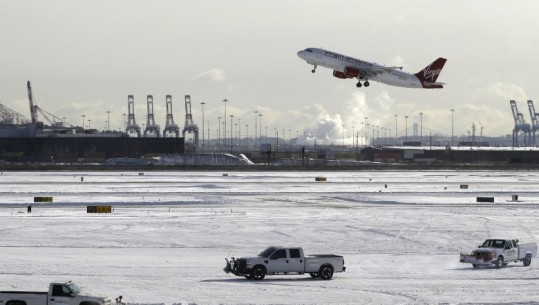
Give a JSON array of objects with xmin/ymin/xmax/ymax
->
[{"xmin": 1, "ymin": 170, "xmax": 539, "ymax": 305}]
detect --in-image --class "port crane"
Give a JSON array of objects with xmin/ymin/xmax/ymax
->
[
  {"xmin": 163, "ymin": 95, "xmax": 179, "ymax": 137},
  {"xmin": 144, "ymin": 95, "xmax": 161, "ymax": 137},
  {"xmin": 125, "ymin": 95, "xmax": 141, "ymax": 136},
  {"xmin": 26, "ymin": 81, "xmax": 74, "ymax": 128},
  {"xmin": 527, "ymin": 100, "xmax": 539, "ymax": 145},
  {"xmin": 510, "ymin": 100, "xmax": 532, "ymax": 147},
  {"xmin": 182, "ymin": 95, "xmax": 199, "ymax": 149}
]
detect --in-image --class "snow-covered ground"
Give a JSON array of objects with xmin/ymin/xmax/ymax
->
[{"xmin": 0, "ymin": 170, "xmax": 538, "ymax": 305}]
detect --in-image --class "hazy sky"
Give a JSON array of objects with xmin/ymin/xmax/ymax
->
[{"xmin": 1, "ymin": 0, "xmax": 538, "ymax": 143}]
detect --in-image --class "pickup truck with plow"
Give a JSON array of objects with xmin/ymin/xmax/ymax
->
[
  {"xmin": 460, "ymin": 239, "xmax": 537, "ymax": 268},
  {"xmin": 224, "ymin": 246, "xmax": 346, "ymax": 280},
  {"xmin": 0, "ymin": 281, "xmax": 111, "ymax": 305}
]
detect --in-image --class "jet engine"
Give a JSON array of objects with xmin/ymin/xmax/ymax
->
[
  {"xmin": 344, "ymin": 67, "xmax": 360, "ymax": 78},
  {"xmin": 333, "ymin": 71, "xmax": 347, "ymax": 79}
]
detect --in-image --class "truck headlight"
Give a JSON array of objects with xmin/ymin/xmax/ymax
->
[{"xmin": 490, "ymin": 252, "xmax": 496, "ymax": 258}]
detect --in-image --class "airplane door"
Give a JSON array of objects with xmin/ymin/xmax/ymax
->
[
  {"xmin": 287, "ymin": 248, "xmax": 305, "ymax": 273},
  {"xmin": 49, "ymin": 284, "xmax": 73, "ymax": 305},
  {"xmin": 267, "ymin": 249, "xmax": 289, "ymax": 273}
]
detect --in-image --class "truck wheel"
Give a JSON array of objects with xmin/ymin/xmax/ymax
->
[
  {"xmin": 244, "ymin": 274, "xmax": 252, "ymax": 279},
  {"xmin": 319, "ymin": 265, "xmax": 334, "ymax": 280},
  {"xmin": 523, "ymin": 254, "xmax": 532, "ymax": 267},
  {"xmin": 309, "ymin": 272, "xmax": 319, "ymax": 278},
  {"xmin": 495, "ymin": 256, "xmax": 504, "ymax": 269},
  {"xmin": 472, "ymin": 264, "xmax": 479, "ymax": 269},
  {"xmin": 251, "ymin": 266, "xmax": 266, "ymax": 280}
]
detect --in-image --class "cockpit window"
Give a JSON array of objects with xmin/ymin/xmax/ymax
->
[{"xmin": 306, "ymin": 49, "xmax": 313, "ymax": 52}]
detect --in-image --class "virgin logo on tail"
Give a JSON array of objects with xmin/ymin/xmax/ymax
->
[{"xmin": 415, "ymin": 58, "xmax": 447, "ymax": 82}]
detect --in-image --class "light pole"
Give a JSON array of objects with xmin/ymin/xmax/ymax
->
[
  {"xmin": 88, "ymin": 119, "xmax": 91, "ymax": 129},
  {"xmin": 223, "ymin": 99, "xmax": 229, "ymax": 146},
  {"xmin": 246, "ymin": 124, "xmax": 249, "ymax": 144},
  {"xmin": 364, "ymin": 117, "xmax": 368, "ymax": 144},
  {"xmin": 107, "ymin": 111, "xmax": 110, "ymax": 131},
  {"xmin": 419, "ymin": 112, "xmax": 423, "ymax": 145},
  {"xmin": 394, "ymin": 114, "xmax": 398, "ymax": 145},
  {"xmin": 200, "ymin": 102, "xmax": 206, "ymax": 151},
  {"xmin": 123, "ymin": 113, "xmax": 126, "ymax": 129},
  {"xmin": 451, "ymin": 109, "xmax": 455, "ymax": 146},
  {"xmin": 82, "ymin": 115, "xmax": 85, "ymax": 129},
  {"xmin": 352, "ymin": 126, "xmax": 355, "ymax": 148},
  {"xmin": 254, "ymin": 110, "xmax": 258, "ymax": 148},
  {"xmin": 218, "ymin": 116, "xmax": 221, "ymax": 145},
  {"xmin": 405, "ymin": 115, "xmax": 409, "ymax": 143},
  {"xmin": 258, "ymin": 113, "xmax": 263, "ymax": 149},
  {"xmin": 230, "ymin": 115, "xmax": 234, "ymax": 151},
  {"xmin": 265, "ymin": 126, "xmax": 268, "ymax": 145}
]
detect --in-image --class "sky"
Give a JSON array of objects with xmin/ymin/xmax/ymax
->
[{"xmin": 1, "ymin": 0, "xmax": 538, "ymax": 144}]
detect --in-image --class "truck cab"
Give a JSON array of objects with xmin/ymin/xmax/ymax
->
[
  {"xmin": 261, "ymin": 247, "xmax": 305, "ymax": 274},
  {"xmin": 224, "ymin": 246, "xmax": 345, "ymax": 280},
  {"xmin": 460, "ymin": 239, "xmax": 537, "ymax": 268},
  {"xmin": 0, "ymin": 281, "xmax": 110, "ymax": 305}
]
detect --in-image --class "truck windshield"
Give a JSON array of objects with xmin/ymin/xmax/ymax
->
[
  {"xmin": 259, "ymin": 246, "xmax": 277, "ymax": 258},
  {"xmin": 67, "ymin": 283, "xmax": 81, "ymax": 296}
]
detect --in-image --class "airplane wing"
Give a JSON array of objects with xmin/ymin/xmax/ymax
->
[{"xmin": 356, "ymin": 66, "xmax": 403, "ymax": 78}]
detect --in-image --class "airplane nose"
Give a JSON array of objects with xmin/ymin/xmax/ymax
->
[{"xmin": 297, "ymin": 50, "xmax": 305, "ymax": 59}]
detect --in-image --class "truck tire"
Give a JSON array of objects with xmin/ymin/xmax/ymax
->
[
  {"xmin": 523, "ymin": 254, "xmax": 532, "ymax": 267},
  {"xmin": 319, "ymin": 264, "xmax": 334, "ymax": 280},
  {"xmin": 7, "ymin": 301, "xmax": 27, "ymax": 305},
  {"xmin": 472, "ymin": 264, "xmax": 479, "ymax": 269},
  {"xmin": 80, "ymin": 302, "xmax": 100, "ymax": 305},
  {"xmin": 251, "ymin": 266, "xmax": 266, "ymax": 280},
  {"xmin": 495, "ymin": 256, "xmax": 504, "ymax": 269}
]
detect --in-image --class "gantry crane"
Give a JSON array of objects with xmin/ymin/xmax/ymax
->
[
  {"xmin": 144, "ymin": 95, "xmax": 161, "ymax": 137},
  {"xmin": 163, "ymin": 95, "xmax": 179, "ymax": 137},
  {"xmin": 182, "ymin": 95, "xmax": 199, "ymax": 148},
  {"xmin": 527, "ymin": 100, "xmax": 539, "ymax": 145},
  {"xmin": 125, "ymin": 95, "xmax": 141, "ymax": 137},
  {"xmin": 510, "ymin": 100, "xmax": 532, "ymax": 147}
]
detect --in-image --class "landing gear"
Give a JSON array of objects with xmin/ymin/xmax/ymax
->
[
  {"xmin": 356, "ymin": 80, "xmax": 369, "ymax": 88},
  {"xmin": 311, "ymin": 65, "xmax": 317, "ymax": 73}
]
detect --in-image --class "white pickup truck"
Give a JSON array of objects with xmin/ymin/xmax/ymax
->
[
  {"xmin": 224, "ymin": 246, "xmax": 346, "ymax": 280},
  {"xmin": 460, "ymin": 239, "xmax": 537, "ymax": 268},
  {"xmin": 0, "ymin": 281, "xmax": 111, "ymax": 305}
]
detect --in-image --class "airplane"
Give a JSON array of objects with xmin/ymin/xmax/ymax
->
[{"xmin": 297, "ymin": 48, "xmax": 447, "ymax": 89}]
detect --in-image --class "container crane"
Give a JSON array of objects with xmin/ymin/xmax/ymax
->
[
  {"xmin": 510, "ymin": 100, "xmax": 531, "ymax": 147},
  {"xmin": 527, "ymin": 100, "xmax": 539, "ymax": 145},
  {"xmin": 182, "ymin": 95, "xmax": 199, "ymax": 149}
]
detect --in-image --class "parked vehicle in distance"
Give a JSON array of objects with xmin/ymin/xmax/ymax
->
[
  {"xmin": 224, "ymin": 246, "xmax": 346, "ymax": 280},
  {"xmin": 0, "ymin": 281, "xmax": 111, "ymax": 305},
  {"xmin": 460, "ymin": 239, "xmax": 537, "ymax": 268}
]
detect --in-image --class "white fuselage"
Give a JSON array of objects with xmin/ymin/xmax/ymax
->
[{"xmin": 297, "ymin": 48, "xmax": 423, "ymax": 88}]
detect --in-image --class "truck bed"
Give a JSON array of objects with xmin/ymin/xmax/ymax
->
[
  {"xmin": 519, "ymin": 243, "xmax": 538, "ymax": 258},
  {"xmin": 306, "ymin": 254, "xmax": 343, "ymax": 258}
]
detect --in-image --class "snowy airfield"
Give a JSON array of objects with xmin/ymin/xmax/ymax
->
[{"xmin": 0, "ymin": 170, "xmax": 538, "ymax": 305}]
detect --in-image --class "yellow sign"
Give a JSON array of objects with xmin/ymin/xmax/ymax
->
[
  {"xmin": 87, "ymin": 206, "xmax": 112, "ymax": 213},
  {"xmin": 34, "ymin": 197, "xmax": 53, "ymax": 203}
]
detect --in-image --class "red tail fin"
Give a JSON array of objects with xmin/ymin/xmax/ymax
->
[{"xmin": 414, "ymin": 57, "xmax": 447, "ymax": 83}]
